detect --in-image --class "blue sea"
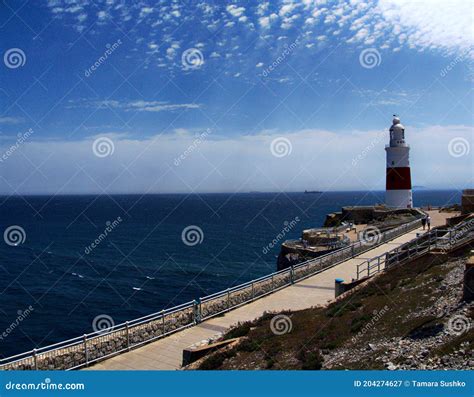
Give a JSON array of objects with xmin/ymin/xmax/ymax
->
[{"xmin": 0, "ymin": 190, "xmax": 461, "ymax": 357}]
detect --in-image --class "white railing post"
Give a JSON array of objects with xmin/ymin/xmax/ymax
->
[
  {"xmin": 161, "ymin": 310, "xmax": 165, "ymax": 334},
  {"xmin": 83, "ymin": 334, "xmax": 88, "ymax": 365},
  {"xmin": 193, "ymin": 299, "xmax": 201, "ymax": 324},
  {"xmin": 126, "ymin": 321, "xmax": 130, "ymax": 350},
  {"xmin": 33, "ymin": 348, "xmax": 38, "ymax": 370}
]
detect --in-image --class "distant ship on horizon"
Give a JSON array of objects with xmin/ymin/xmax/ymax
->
[{"xmin": 304, "ymin": 190, "xmax": 323, "ymax": 194}]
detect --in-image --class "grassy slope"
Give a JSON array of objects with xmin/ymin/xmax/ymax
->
[{"xmin": 195, "ymin": 248, "xmax": 473, "ymax": 370}]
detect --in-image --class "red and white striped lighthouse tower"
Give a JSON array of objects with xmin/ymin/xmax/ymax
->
[{"xmin": 385, "ymin": 115, "xmax": 413, "ymax": 208}]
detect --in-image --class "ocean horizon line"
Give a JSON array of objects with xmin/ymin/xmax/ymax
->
[{"xmin": 0, "ymin": 188, "xmax": 463, "ymax": 198}]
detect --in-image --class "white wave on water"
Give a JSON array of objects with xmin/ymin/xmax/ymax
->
[
  {"xmin": 71, "ymin": 272, "xmax": 84, "ymax": 278},
  {"xmin": 132, "ymin": 287, "xmax": 142, "ymax": 291},
  {"xmin": 145, "ymin": 276, "xmax": 155, "ymax": 280}
]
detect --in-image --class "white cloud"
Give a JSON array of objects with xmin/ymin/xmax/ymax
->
[
  {"xmin": 376, "ymin": 0, "xmax": 473, "ymax": 55},
  {"xmin": 0, "ymin": 117, "xmax": 24, "ymax": 124},
  {"xmin": 139, "ymin": 7, "xmax": 153, "ymax": 18},
  {"xmin": 279, "ymin": 3, "xmax": 297, "ymax": 17},
  {"xmin": 1, "ymin": 125, "xmax": 471, "ymax": 194},
  {"xmin": 67, "ymin": 99, "xmax": 200, "ymax": 113},
  {"xmin": 259, "ymin": 16, "xmax": 271, "ymax": 28},
  {"xmin": 226, "ymin": 5, "xmax": 245, "ymax": 18},
  {"xmin": 97, "ymin": 10, "xmax": 107, "ymax": 20}
]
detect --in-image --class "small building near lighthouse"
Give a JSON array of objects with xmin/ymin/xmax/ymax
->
[{"xmin": 385, "ymin": 115, "xmax": 413, "ymax": 208}]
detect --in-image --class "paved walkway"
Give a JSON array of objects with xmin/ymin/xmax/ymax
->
[{"xmin": 87, "ymin": 211, "xmax": 450, "ymax": 370}]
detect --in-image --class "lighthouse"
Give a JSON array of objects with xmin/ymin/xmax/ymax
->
[{"xmin": 385, "ymin": 115, "xmax": 413, "ymax": 208}]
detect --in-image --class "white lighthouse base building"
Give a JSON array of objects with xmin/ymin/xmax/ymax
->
[{"xmin": 386, "ymin": 189, "xmax": 413, "ymax": 209}]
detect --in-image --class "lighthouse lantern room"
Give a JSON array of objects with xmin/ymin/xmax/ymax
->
[{"xmin": 385, "ymin": 115, "xmax": 413, "ymax": 208}]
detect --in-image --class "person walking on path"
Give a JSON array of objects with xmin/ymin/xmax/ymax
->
[
  {"xmin": 427, "ymin": 216, "xmax": 431, "ymax": 231},
  {"xmin": 421, "ymin": 216, "xmax": 427, "ymax": 230}
]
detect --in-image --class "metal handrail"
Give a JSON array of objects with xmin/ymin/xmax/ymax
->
[
  {"xmin": 0, "ymin": 217, "xmax": 424, "ymax": 370},
  {"xmin": 356, "ymin": 219, "xmax": 474, "ymax": 280}
]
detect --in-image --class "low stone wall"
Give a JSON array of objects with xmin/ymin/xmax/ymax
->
[
  {"xmin": 1, "ymin": 308, "xmax": 194, "ymax": 370},
  {"xmin": 201, "ymin": 273, "xmax": 291, "ymax": 319}
]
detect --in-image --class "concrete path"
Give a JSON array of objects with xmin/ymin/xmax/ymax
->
[{"xmin": 87, "ymin": 211, "xmax": 450, "ymax": 370}]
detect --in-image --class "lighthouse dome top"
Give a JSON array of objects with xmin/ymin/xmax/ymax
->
[{"xmin": 391, "ymin": 122, "xmax": 405, "ymax": 131}]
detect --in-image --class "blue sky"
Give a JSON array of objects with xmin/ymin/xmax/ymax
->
[{"xmin": 0, "ymin": 0, "xmax": 472, "ymax": 194}]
